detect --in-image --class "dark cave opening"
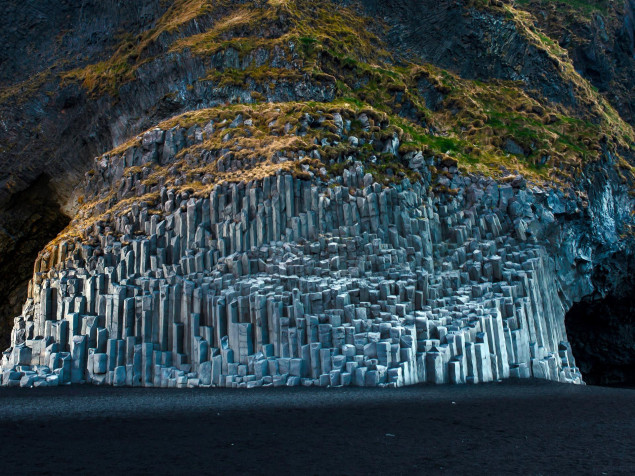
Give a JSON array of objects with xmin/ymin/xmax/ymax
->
[
  {"xmin": 0, "ymin": 174, "xmax": 70, "ymax": 349},
  {"xmin": 565, "ymin": 282, "xmax": 635, "ymax": 387}
]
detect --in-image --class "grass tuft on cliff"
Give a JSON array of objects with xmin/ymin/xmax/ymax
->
[{"xmin": 51, "ymin": 0, "xmax": 635, "ymax": 187}]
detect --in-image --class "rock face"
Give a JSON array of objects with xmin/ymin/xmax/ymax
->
[
  {"xmin": 0, "ymin": 171, "xmax": 584, "ymax": 388},
  {"xmin": 1, "ymin": 0, "xmax": 634, "ymax": 388},
  {"xmin": 1, "ymin": 108, "xmax": 594, "ymax": 388},
  {"xmin": 359, "ymin": 0, "xmax": 583, "ymax": 111},
  {"xmin": 0, "ymin": 175, "xmax": 70, "ymax": 348},
  {"xmin": 518, "ymin": 0, "xmax": 635, "ymax": 125},
  {"xmin": 0, "ymin": 0, "xmax": 169, "ymax": 338}
]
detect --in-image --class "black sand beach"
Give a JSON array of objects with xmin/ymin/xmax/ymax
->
[{"xmin": 0, "ymin": 380, "xmax": 633, "ymax": 475}]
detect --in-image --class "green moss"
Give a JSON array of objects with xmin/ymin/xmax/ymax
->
[{"xmin": 52, "ymin": 0, "xmax": 633, "ymax": 187}]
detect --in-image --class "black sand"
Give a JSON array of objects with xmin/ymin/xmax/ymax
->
[{"xmin": 0, "ymin": 380, "xmax": 633, "ymax": 475}]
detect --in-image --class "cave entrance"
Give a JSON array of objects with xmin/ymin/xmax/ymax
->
[
  {"xmin": 565, "ymin": 283, "xmax": 635, "ymax": 387},
  {"xmin": 0, "ymin": 174, "xmax": 71, "ymax": 349}
]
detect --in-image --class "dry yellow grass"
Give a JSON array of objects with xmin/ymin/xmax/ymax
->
[
  {"xmin": 504, "ymin": 4, "xmax": 634, "ymax": 147},
  {"xmin": 170, "ymin": 7, "xmax": 260, "ymax": 54},
  {"xmin": 62, "ymin": 0, "xmax": 391, "ymax": 96},
  {"xmin": 157, "ymin": 0, "xmax": 211, "ymax": 32},
  {"xmin": 62, "ymin": 0, "xmax": 231, "ymax": 95},
  {"xmin": 15, "ymin": 0, "xmax": 635, "ymax": 277}
]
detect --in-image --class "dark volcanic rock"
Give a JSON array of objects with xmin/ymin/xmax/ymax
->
[
  {"xmin": 566, "ymin": 254, "xmax": 635, "ymax": 386},
  {"xmin": 518, "ymin": 0, "xmax": 635, "ymax": 125},
  {"xmin": 0, "ymin": 0, "xmax": 633, "ymax": 381},
  {"xmin": 0, "ymin": 175, "xmax": 69, "ymax": 346},
  {"xmin": 357, "ymin": 0, "xmax": 583, "ymax": 111},
  {"xmin": 0, "ymin": 1, "xmax": 333, "ymax": 347},
  {"xmin": 0, "ymin": 0, "xmax": 166, "ymax": 88}
]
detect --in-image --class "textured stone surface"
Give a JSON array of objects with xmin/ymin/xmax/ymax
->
[
  {"xmin": 2, "ymin": 154, "xmax": 587, "ymax": 387},
  {"xmin": 1, "ymin": 0, "xmax": 634, "ymax": 387}
]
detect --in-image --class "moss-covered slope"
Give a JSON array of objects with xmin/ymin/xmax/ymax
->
[{"xmin": 53, "ymin": 0, "xmax": 635, "ymax": 185}]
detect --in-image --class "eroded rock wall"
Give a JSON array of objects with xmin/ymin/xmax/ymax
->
[
  {"xmin": 2, "ymin": 0, "xmax": 634, "ymax": 367},
  {"xmin": 1, "ymin": 157, "xmax": 585, "ymax": 387}
]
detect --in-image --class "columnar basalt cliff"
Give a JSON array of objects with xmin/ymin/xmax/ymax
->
[
  {"xmin": 2, "ymin": 106, "xmax": 585, "ymax": 387},
  {"xmin": 1, "ymin": 0, "xmax": 634, "ymax": 387}
]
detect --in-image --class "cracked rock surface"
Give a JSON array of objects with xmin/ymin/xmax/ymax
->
[
  {"xmin": 2, "ymin": 110, "xmax": 593, "ymax": 388},
  {"xmin": 1, "ymin": 0, "xmax": 634, "ymax": 388}
]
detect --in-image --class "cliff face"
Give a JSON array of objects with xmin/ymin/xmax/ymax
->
[
  {"xmin": 0, "ymin": 0, "xmax": 168, "ymax": 345},
  {"xmin": 517, "ymin": 0, "xmax": 635, "ymax": 125},
  {"xmin": 0, "ymin": 0, "xmax": 633, "ymax": 387},
  {"xmin": 2, "ymin": 107, "xmax": 588, "ymax": 387}
]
